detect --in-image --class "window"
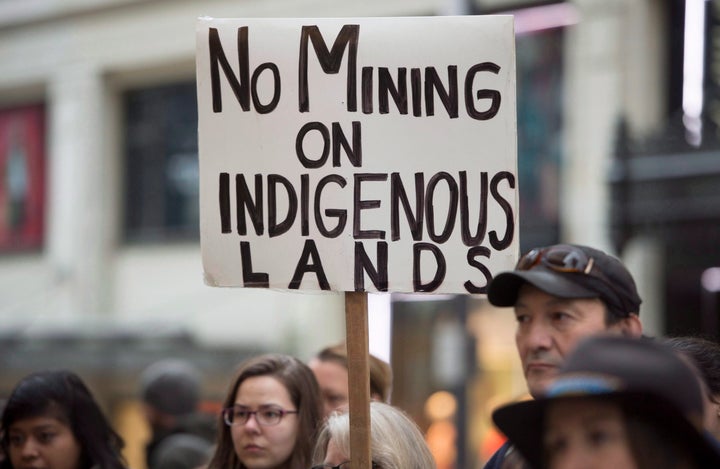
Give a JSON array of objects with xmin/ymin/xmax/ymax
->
[
  {"xmin": 516, "ymin": 26, "xmax": 564, "ymax": 251},
  {"xmin": 123, "ymin": 82, "xmax": 199, "ymax": 242},
  {"xmin": 0, "ymin": 104, "xmax": 45, "ymax": 252}
]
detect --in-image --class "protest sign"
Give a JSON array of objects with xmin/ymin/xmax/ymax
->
[{"xmin": 196, "ymin": 16, "xmax": 517, "ymax": 294}]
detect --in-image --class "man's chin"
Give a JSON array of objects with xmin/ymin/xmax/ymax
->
[{"xmin": 525, "ymin": 370, "xmax": 557, "ymax": 398}]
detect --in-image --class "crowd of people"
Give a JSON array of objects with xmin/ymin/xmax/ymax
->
[
  {"xmin": 483, "ymin": 243, "xmax": 720, "ymax": 469},
  {"xmin": 1, "ymin": 243, "xmax": 720, "ymax": 469}
]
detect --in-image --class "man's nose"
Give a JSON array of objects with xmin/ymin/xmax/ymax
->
[
  {"xmin": 523, "ymin": 321, "xmax": 553, "ymax": 351},
  {"xmin": 323, "ymin": 402, "xmax": 334, "ymax": 418}
]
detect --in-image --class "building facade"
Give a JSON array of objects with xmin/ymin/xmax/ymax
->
[{"xmin": 0, "ymin": 0, "xmax": 687, "ymax": 467}]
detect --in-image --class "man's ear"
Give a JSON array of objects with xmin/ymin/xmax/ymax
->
[{"xmin": 619, "ymin": 313, "xmax": 643, "ymax": 338}]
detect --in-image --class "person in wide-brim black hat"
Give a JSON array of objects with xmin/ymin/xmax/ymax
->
[{"xmin": 492, "ymin": 335, "xmax": 720, "ymax": 469}]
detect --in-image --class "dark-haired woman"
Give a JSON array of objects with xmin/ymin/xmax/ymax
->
[{"xmin": 0, "ymin": 370, "xmax": 127, "ymax": 469}]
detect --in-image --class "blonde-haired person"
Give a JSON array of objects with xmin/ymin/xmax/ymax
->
[{"xmin": 312, "ymin": 401, "xmax": 436, "ymax": 469}]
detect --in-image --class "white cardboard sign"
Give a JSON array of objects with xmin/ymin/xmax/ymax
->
[{"xmin": 196, "ymin": 16, "xmax": 518, "ymax": 294}]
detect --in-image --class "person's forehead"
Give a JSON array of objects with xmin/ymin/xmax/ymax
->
[
  {"xmin": 312, "ymin": 360, "xmax": 349, "ymax": 379},
  {"xmin": 324, "ymin": 437, "xmax": 349, "ymax": 464},
  {"xmin": 9, "ymin": 415, "xmax": 68, "ymax": 432},
  {"xmin": 235, "ymin": 375, "xmax": 293, "ymax": 405}
]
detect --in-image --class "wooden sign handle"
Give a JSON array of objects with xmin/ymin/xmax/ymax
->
[{"xmin": 345, "ymin": 291, "xmax": 372, "ymax": 469}]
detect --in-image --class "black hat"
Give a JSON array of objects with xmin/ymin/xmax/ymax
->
[
  {"xmin": 488, "ymin": 244, "xmax": 641, "ymax": 318},
  {"xmin": 492, "ymin": 336, "xmax": 720, "ymax": 468},
  {"xmin": 140, "ymin": 359, "xmax": 201, "ymax": 416}
]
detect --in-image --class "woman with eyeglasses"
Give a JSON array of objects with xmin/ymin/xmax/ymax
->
[
  {"xmin": 206, "ymin": 354, "xmax": 323, "ymax": 469},
  {"xmin": 312, "ymin": 401, "xmax": 436, "ymax": 469}
]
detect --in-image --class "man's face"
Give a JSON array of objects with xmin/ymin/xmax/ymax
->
[
  {"xmin": 515, "ymin": 284, "xmax": 616, "ymax": 398},
  {"xmin": 309, "ymin": 359, "xmax": 349, "ymax": 418}
]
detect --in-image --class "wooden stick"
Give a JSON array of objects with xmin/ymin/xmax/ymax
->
[{"xmin": 345, "ymin": 291, "xmax": 372, "ymax": 469}]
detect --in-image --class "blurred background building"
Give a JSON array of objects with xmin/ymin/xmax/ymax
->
[{"xmin": 0, "ymin": 0, "xmax": 715, "ymax": 467}]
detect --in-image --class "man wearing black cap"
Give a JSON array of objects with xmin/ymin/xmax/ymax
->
[{"xmin": 483, "ymin": 244, "xmax": 644, "ymax": 469}]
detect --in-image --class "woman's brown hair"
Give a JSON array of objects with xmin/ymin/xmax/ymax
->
[{"xmin": 206, "ymin": 354, "xmax": 323, "ymax": 469}]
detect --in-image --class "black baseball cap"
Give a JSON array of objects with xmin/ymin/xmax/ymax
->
[
  {"xmin": 492, "ymin": 336, "xmax": 720, "ymax": 467},
  {"xmin": 488, "ymin": 244, "xmax": 642, "ymax": 318}
]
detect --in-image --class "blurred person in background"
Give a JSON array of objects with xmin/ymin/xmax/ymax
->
[
  {"xmin": 663, "ymin": 336, "xmax": 720, "ymax": 442},
  {"xmin": 483, "ymin": 244, "xmax": 644, "ymax": 469},
  {"xmin": 312, "ymin": 401, "xmax": 436, "ymax": 469},
  {"xmin": 493, "ymin": 335, "xmax": 720, "ymax": 469},
  {"xmin": 309, "ymin": 342, "xmax": 393, "ymax": 418},
  {"xmin": 152, "ymin": 433, "xmax": 213, "ymax": 469},
  {"xmin": 0, "ymin": 370, "xmax": 127, "ymax": 469},
  {"xmin": 206, "ymin": 353, "xmax": 323, "ymax": 469},
  {"xmin": 139, "ymin": 358, "xmax": 215, "ymax": 468}
]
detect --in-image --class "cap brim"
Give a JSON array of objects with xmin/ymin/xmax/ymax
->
[
  {"xmin": 487, "ymin": 269, "xmax": 598, "ymax": 307},
  {"xmin": 493, "ymin": 393, "xmax": 720, "ymax": 468}
]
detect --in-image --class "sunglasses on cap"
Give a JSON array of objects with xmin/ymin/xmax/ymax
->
[
  {"xmin": 516, "ymin": 244, "xmax": 626, "ymax": 308},
  {"xmin": 517, "ymin": 245, "xmax": 597, "ymax": 275}
]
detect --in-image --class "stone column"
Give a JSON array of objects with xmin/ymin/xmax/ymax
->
[
  {"xmin": 47, "ymin": 63, "xmax": 114, "ymax": 316},
  {"xmin": 562, "ymin": 0, "xmax": 625, "ymax": 248},
  {"xmin": 624, "ymin": 236, "xmax": 664, "ymax": 336}
]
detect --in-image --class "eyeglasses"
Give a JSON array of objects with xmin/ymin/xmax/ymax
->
[
  {"xmin": 517, "ymin": 245, "xmax": 596, "ymax": 275},
  {"xmin": 222, "ymin": 405, "xmax": 298, "ymax": 426}
]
